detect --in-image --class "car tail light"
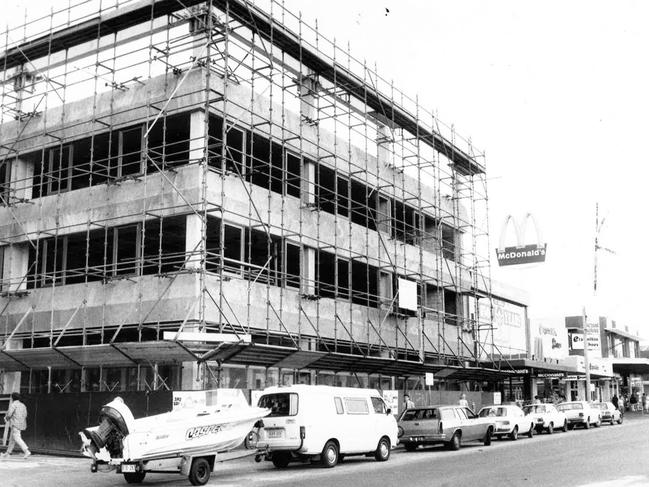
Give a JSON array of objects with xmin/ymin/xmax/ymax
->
[
  {"xmin": 579, "ymin": 412, "xmax": 584, "ymax": 417},
  {"xmin": 438, "ymin": 421, "xmax": 444, "ymax": 434},
  {"xmin": 300, "ymin": 426, "xmax": 306, "ymax": 439}
]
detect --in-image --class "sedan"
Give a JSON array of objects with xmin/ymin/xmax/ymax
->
[
  {"xmin": 478, "ymin": 405, "xmax": 535, "ymax": 440},
  {"xmin": 593, "ymin": 401, "xmax": 623, "ymax": 425},
  {"xmin": 397, "ymin": 405, "xmax": 495, "ymax": 451},
  {"xmin": 522, "ymin": 403, "xmax": 568, "ymax": 434},
  {"xmin": 556, "ymin": 401, "xmax": 601, "ymax": 429}
]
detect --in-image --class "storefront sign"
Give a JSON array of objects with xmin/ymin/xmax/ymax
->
[
  {"xmin": 496, "ymin": 244, "xmax": 547, "ymax": 266},
  {"xmin": 477, "ymin": 297, "xmax": 527, "ymax": 356},
  {"xmin": 568, "ymin": 323, "xmax": 601, "ymax": 358},
  {"xmin": 496, "ymin": 214, "xmax": 547, "ymax": 266}
]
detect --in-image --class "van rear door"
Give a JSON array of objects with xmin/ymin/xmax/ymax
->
[{"xmin": 257, "ymin": 392, "xmax": 301, "ymax": 448}]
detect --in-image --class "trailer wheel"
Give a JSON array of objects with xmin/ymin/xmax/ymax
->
[
  {"xmin": 123, "ymin": 472, "xmax": 146, "ymax": 484},
  {"xmin": 271, "ymin": 452, "xmax": 291, "ymax": 469},
  {"xmin": 188, "ymin": 458, "xmax": 211, "ymax": 486}
]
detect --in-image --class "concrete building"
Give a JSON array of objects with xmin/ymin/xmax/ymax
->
[
  {"xmin": 566, "ymin": 316, "xmax": 646, "ymax": 402},
  {"xmin": 0, "ymin": 0, "xmax": 515, "ymax": 402}
]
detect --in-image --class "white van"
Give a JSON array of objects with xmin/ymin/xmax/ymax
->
[{"xmin": 255, "ymin": 385, "xmax": 397, "ymax": 468}]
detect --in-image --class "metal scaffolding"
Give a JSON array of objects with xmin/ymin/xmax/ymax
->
[{"xmin": 0, "ymin": 0, "xmax": 506, "ymax": 394}]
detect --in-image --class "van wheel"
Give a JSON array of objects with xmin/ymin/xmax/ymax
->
[
  {"xmin": 123, "ymin": 472, "xmax": 146, "ymax": 484},
  {"xmin": 547, "ymin": 422, "xmax": 554, "ymax": 434},
  {"xmin": 584, "ymin": 418, "xmax": 591, "ymax": 429},
  {"xmin": 562, "ymin": 420, "xmax": 568, "ymax": 432},
  {"xmin": 374, "ymin": 437, "xmax": 390, "ymax": 462},
  {"xmin": 447, "ymin": 432, "xmax": 461, "ymax": 450},
  {"xmin": 271, "ymin": 452, "xmax": 291, "ymax": 469},
  {"xmin": 618, "ymin": 416, "xmax": 623, "ymax": 425},
  {"xmin": 188, "ymin": 458, "xmax": 211, "ymax": 486},
  {"xmin": 527, "ymin": 424, "xmax": 535, "ymax": 438},
  {"xmin": 321, "ymin": 441, "xmax": 339, "ymax": 468}
]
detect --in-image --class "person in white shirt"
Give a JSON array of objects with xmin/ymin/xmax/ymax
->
[
  {"xmin": 1, "ymin": 392, "xmax": 31, "ymax": 459},
  {"xmin": 458, "ymin": 393, "xmax": 469, "ymax": 408}
]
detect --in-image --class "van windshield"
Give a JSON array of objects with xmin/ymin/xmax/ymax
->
[{"xmin": 258, "ymin": 393, "xmax": 299, "ymax": 417}]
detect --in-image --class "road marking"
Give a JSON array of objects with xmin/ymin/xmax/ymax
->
[{"xmin": 578, "ymin": 476, "xmax": 649, "ymax": 487}]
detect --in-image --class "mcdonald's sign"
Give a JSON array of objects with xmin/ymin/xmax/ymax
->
[{"xmin": 496, "ymin": 214, "xmax": 547, "ymax": 266}]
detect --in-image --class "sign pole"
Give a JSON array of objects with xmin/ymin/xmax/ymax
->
[{"xmin": 582, "ymin": 306, "xmax": 591, "ymax": 401}]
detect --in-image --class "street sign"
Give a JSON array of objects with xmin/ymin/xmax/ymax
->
[{"xmin": 425, "ymin": 372, "xmax": 434, "ymax": 386}]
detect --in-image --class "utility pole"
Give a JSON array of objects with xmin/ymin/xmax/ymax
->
[{"xmin": 584, "ymin": 202, "xmax": 615, "ymax": 401}]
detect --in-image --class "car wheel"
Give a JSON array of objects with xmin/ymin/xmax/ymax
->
[
  {"xmin": 547, "ymin": 422, "xmax": 554, "ymax": 434},
  {"xmin": 527, "ymin": 424, "xmax": 535, "ymax": 438},
  {"xmin": 374, "ymin": 437, "xmax": 390, "ymax": 462},
  {"xmin": 447, "ymin": 432, "xmax": 461, "ymax": 450},
  {"xmin": 509, "ymin": 426, "xmax": 518, "ymax": 441},
  {"xmin": 188, "ymin": 458, "xmax": 211, "ymax": 486},
  {"xmin": 271, "ymin": 452, "xmax": 291, "ymax": 469},
  {"xmin": 321, "ymin": 441, "xmax": 339, "ymax": 468},
  {"xmin": 404, "ymin": 442, "xmax": 418, "ymax": 452},
  {"xmin": 584, "ymin": 418, "xmax": 591, "ymax": 429},
  {"xmin": 483, "ymin": 427, "xmax": 493, "ymax": 446},
  {"xmin": 123, "ymin": 472, "xmax": 146, "ymax": 484},
  {"xmin": 562, "ymin": 420, "xmax": 568, "ymax": 432},
  {"xmin": 594, "ymin": 416, "xmax": 601, "ymax": 428},
  {"xmin": 618, "ymin": 416, "xmax": 623, "ymax": 425}
]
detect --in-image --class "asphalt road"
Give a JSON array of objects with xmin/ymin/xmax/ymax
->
[{"xmin": 3, "ymin": 414, "xmax": 649, "ymax": 487}]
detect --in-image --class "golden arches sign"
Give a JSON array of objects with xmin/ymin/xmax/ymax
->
[{"xmin": 496, "ymin": 213, "xmax": 547, "ymax": 266}]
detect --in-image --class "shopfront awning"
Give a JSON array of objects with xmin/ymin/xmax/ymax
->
[
  {"xmin": 197, "ymin": 342, "xmax": 515, "ymax": 379},
  {"xmin": 505, "ymin": 358, "xmax": 580, "ymax": 375},
  {"xmin": 0, "ymin": 341, "xmax": 198, "ymax": 370},
  {"xmin": 610, "ymin": 358, "xmax": 649, "ymax": 376}
]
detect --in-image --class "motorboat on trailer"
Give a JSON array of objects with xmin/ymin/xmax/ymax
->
[{"xmin": 80, "ymin": 397, "xmax": 269, "ymax": 485}]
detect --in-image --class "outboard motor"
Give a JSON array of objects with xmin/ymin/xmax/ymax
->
[{"xmin": 81, "ymin": 397, "xmax": 136, "ymax": 459}]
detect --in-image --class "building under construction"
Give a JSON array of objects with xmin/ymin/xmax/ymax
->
[{"xmin": 0, "ymin": 0, "xmax": 520, "ymax": 397}]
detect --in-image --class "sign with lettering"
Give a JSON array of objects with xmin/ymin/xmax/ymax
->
[{"xmin": 496, "ymin": 214, "xmax": 547, "ymax": 266}]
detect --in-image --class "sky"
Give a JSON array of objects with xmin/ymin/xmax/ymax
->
[{"xmin": 4, "ymin": 1, "xmax": 648, "ymax": 337}]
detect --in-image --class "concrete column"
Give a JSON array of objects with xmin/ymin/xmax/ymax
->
[
  {"xmin": 2, "ymin": 243, "xmax": 29, "ymax": 293},
  {"xmin": 9, "ymin": 157, "xmax": 34, "ymax": 201},
  {"xmin": 298, "ymin": 71, "xmax": 318, "ymax": 125},
  {"xmin": 185, "ymin": 213, "xmax": 203, "ymax": 271},
  {"xmin": 302, "ymin": 246, "xmax": 316, "ymax": 296},
  {"xmin": 189, "ymin": 109, "xmax": 206, "ymax": 165},
  {"xmin": 377, "ymin": 123, "xmax": 393, "ymax": 167}
]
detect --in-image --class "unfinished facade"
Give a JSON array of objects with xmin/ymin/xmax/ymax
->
[{"xmin": 0, "ymin": 0, "xmax": 507, "ymax": 395}]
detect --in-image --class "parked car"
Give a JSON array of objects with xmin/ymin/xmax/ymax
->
[
  {"xmin": 256, "ymin": 385, "xmax": 397, "ymax": 468},
  {"xmin": 522, "ymin": 403, "xmax": 568, "ymax": 433},
  {"xmin": 397, "ymin": 405, "xmax": 494, "ymax": 451},
  {"xmin": 556, "ymin": 401, "xmax": 601, "ymax": 429},
  {"xmin": 593, "ymin": 401, "xmax": 623, "ymax": 425},
  {"xmin": 478, "ymin": 405, "xmax": 535, "ymax": 440}
]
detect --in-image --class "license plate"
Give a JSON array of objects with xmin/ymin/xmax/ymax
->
[
  {"xmin": 121, "ymin": 464, "xmax": 136, "ymax": 473},
  {"xmin": 266, "ymin": 429, "xmax": 283, "ymax": 439}
]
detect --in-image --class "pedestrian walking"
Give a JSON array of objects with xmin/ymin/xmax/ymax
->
[
  {"xmin": 611, "ymin": 394, "xmax": 619, "ymax": 411},
  {"xmin": 1, "ymin": 392, "xmax": 31, "ymax": 459},
  {"xmin": 458, "ymin": 393, "xmax": 469, "ymax": 408},
  {"xmin": 403, "ymin": 394, "xmax": 415, "ymax": 410}
]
